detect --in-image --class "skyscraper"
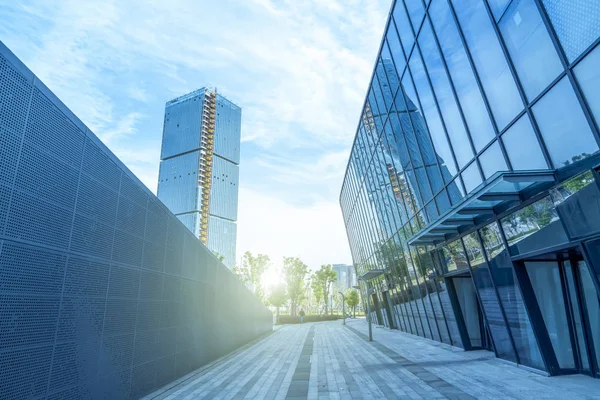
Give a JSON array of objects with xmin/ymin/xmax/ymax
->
[
  {"xmin": 157, "ymin": 88, "xmax": 241, "ymax": 269},
  {"xmin": 340, "ymin": 0, "xmax": 600, "ymax": 378}
]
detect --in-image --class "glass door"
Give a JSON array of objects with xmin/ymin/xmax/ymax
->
[{"xmin": 523, "ymin": 255, "xmax": 599, "ymax": 376}]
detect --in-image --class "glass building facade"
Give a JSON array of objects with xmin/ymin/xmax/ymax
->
[
  {"xmin": 157, "ymin": 89, "xmax": 241, "ymax": 269},
  {"xmin": 340, "ymin": 0, "xmax": 600, "ymax": 377}
]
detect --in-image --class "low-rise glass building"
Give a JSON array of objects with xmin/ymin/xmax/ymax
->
[{"xmin": 340, "ymin": 0, "xmax": 600, "ymax": 377}]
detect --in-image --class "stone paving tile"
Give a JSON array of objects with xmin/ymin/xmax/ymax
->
[{"xmin": 144, "ymin": 319, "xmax": 600, "ymax": 400}]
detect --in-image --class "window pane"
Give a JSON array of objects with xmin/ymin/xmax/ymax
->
[
  {"xmin": 532, "ymin": 77, "xmax": 598, "ymax": 168},
  {"xmin": 405, "ymin": 0, "xmax": 425, "ymax": 32},
  {"xmin": 393, "ymin": 2, "xmax": 415, "ymax": 56},
  {"xmin": 501, "ymin": 196, "xmax": 568, "ymax": 256},
  {"xmin": 501, "ymin": 114, "xmax": 548, "ymax": 170},
  {"xmin": 419, "ymin": 22, "xmax": 474, "ymax": 168},
  {"xmin": 480, "ymin": 141, "xmax": 508, "ymax": 178},
  {"xmin": 452, "ymin": 0, "xmax": 523, "ymax": 130},
  {"xmin": 551, "ymin": 171, "xmax": 600, "ymax": 238},
  {"xmin": 442, "ymin": 239, "xmax": 469, "ymax": 272},
  {"xmin": 448, "ymin": 177, "xmax": 466, "ymax": 205},
  {"xmin": 574, "ymin": 43, "xmax": 600, "ymax": 128},
  {"xmin": 406, "ymin": 56, "xmax": 458, "ymax": 177},
  {"xmin": 463, "ymin": 231, "xmax": 517, "ymax": 361},
  {"xmin": 499, "ymin": 0, "xmax": 563, "ymax": 100},
  {"xmin": 542, "ymin": 0, "xmax": 600, "ymax": 62},
  {"xmin": 429, "ymin": 0, "xmax": 495, "ymax": 151},
  {"xmin": 376, "ymin": 57, "xmax": 396, "ymax": 111},
  {"xmin": 525, "ymin": 261, "xmax": 576, "ymax": 368},
  {"xmin": 488, "ymin": 0, "xmax": 511, "ymax": 20},
  {"xmin": 480, "ymin": 222, "xmax": 545, "ymax": 370},
  {"xmin": 462, "ymin": 161, "xmax": 482, "ymax": 193},
  {"xmin": 436, "ymin": 190, "xmax": 451, "ymax": 214}
]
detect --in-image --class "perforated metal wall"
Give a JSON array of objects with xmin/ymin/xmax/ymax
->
[{"xmin": 0, "ymin": 41, "xmax": 272, "ymax": 399}]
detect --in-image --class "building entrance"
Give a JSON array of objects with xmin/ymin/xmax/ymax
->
[{"xmin": 521, "ymin": 251, "xmax": 600, "ymax": 377}]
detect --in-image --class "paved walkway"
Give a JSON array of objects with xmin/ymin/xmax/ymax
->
[{"xmin": 144, "ymin": 319, "xmax": 600, "ymax": 400}]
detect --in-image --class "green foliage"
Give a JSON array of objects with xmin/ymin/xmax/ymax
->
[
  {"xmin": 346, "ymin": 288, "xmax": 360, "ymax": 317},
  {"xmin": 314, "ymin": 264, "xmax": 337, "ymax": 315},
  {"xmin": 233, "ymin": 251, "xmax": 270, "ymax": 301},
  {"xmin": 268, "ymin": 283, "xmax": 287, "ymax": 323},
  {"xmin": 213, "ymin": 251, "xmax": 225, "ymax": 262},
  {"xmin": 277, "ymin": 314, "xmax": 341, "ymax": 324},
  {"xmin": 283, "ymin": 257, "xmax": 308, "ymax": 316},
  {"xmin": 310, "ymin": 273, "xmax": 324, "ymax": 312}
]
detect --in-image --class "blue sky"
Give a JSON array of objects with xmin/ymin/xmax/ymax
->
[{"xmin": 0, "ymin": 0, "xmax": 389, "ymax": 270}]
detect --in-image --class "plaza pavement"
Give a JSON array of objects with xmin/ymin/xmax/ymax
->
[{"xmin": 143, "ymin": 318, "xmax": 600, "ymax": 399}]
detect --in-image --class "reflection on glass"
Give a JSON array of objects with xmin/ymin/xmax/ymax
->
[
  {"xmin": 404, "ymin": 0, "xmax": 425, "ymax": 31},
  {"xmin": 376, "ymin": 56, "xmax": 397, "ymax": 111},
  {"xmin": 578, "ymin": 261, "xmax": 600, "ymax": 371},
  {"xmin": 551, "ymin": 171, "xmax": 600, "ymax": 238},
  {"xmin": 462, "ymin": 161, "xmax": 482, "ymax": 193},
  {"xmin": 574, "ymin": 44, "xmax": 600, "ymax": 128},
  {"xmin": 454, "ymin": 278, "xmax": 482, "ymax": 347},
  {"xmin": 542, "ymin": 0, "xmax": 600, "ymax": 62},
  {"xmin": 442, "ymin": 239, "xmax": 469, "ymax": 272},
  {"xmin": 419, "ymin": 22, "xmax": 474, "ymax": 168},
  {"xmin": 436, "ymin": 190, "xmax": 451, "ymax": 214},
  {"xmin": 462, "ymin": 232, "xmax": 486, "ymax": 267},
  {"xmin": 532, "ymin": 77, "xmax": 598, "ymax": 168},
  {"xmin": 480, "ymin": 141, "xmax": 508, "ymax": 179},
  {"xmin": 437, "ymin": 277, "xmax": 463, "ymax": 346},
  {"xmin": 393, "ymin": 1, "xmax": 415, "ymax": 56},
  {"xmin": 488, "ymin": 0, "xmax": 511, "ymax": 20},
  {"xmin": 448, "ymin": 177, "xmax": 466, "ymax": 205},
  {"xmin": 452, "ymin": 0, "xmax": 523, "ymax": 130},
  {"xmin": 429, "ymin": 0, "xmax": 495, "ymax": 152},
  {"xmin": 501, "ymin": 196, "xmax": 568, "ymax": 256},
  {"xmin": 406, "ymin": 56, "xmax": 458, "ymax": 177},
  {"xmin": 480, "ymin": 222, "xmax": 545, "ymax": 369},
  {"xmin": 564, "ymin": 262, "xmax": 590, "ymax": 370},
  {"xmin": 525, "ymin": 261, "xmax": 576, "ymax": 368},
  {"xmin": 499, "ymin": 0, "xmax": 563, "ymax": 100},
  {"xmin": 501, "ymin": 114, "xmax": 548, "ymax": 170},
  {"xmin": 386, "ymin": 25, "xmax": 407, "ymax": 77}
]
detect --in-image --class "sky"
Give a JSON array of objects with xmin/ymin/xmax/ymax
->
[{"xmin": 0, "ymin": 0, "xmax": 390, "ymax": 271}]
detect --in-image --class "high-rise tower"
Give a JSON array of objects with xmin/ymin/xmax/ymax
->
[{"xmin": 158, "ymin": 88, "xmax": 241, "ymax": 269}]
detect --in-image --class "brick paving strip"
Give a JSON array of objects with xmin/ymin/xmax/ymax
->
[
  {"xmin": 344, "ymin": 324, "xmax": 475, "ymax": 400},
  {"xmin": 285, "ymin": 325, "xmax": 315, "ymax": 399}
]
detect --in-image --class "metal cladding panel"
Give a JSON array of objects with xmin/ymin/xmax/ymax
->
[
  {"xmin": 207, "ymin": 216, "xmax": 237, "ymax": 270},
  {"xmin": 214, "ymin": 95, "xmax": 241, "ymax": 164},
  {"xmin": 0, "ymin": 40, "xmax": 272, "ymax": 399}
]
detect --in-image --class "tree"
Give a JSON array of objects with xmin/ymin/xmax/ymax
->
[
  {"xmin": 310, "ymin": 273, "xmax": 324, "ymax": 314},
  {"xmin": 213, "ymin": 251, "xmax": 225, "ymax": 262},
  {"xmin": 314, "ymin": 264, "xmax": 337, "ymax": 315},
  {"xmin": 283, "ymin": 257, "xmax": 308, "ymax": 316},
  {"xmin": 346, "ymin": 289, "xmax": 360, "ymax": 318},
  {"xmin": 268, "ymin": 283, "xmax": 287, "ymax": 324},
  {"xmin": 233, "ymin": 251, "xmax": 270, "ymax": 301}
]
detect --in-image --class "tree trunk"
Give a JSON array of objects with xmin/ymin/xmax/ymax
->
[
  {"xmin": 353, "ymin": 306, "xmax": 356, "ymax": 318},
  {"xmin": 276, "ymin": 306, "xmax": 280, "ymax": 324}
]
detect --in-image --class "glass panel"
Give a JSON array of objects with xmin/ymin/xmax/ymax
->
[
  {"xmin": 429, "ymin": 0, "xmax": 496, "ymax": 152},
  {"xmin": 442, "ymin": 239, "xmax": 469, "ymax": 272},
  {"xmin": 386, "ymin": 26, "xmax": 407, "ymax": 76},
  {"xmin": 463, "ymin": 231, "xmax": 517, "ymax": 361},
  {"xmin": 406, "ymin": 55, "xmax": 458, "ymax": 178},
  {"xmin": 435, "ymin": 190, "xmax": 451, "ymax": 214},
  {"xmin": 552, "ymin": 171, "xmax": 600, "ymax": 238},
  {"xmin": 541, "ymin": 0, "xmax": 600, "ymax": 62},
  {"xmin": 376, "ymin": 57, "xmax": 396, "ymax": 111},
  {"xmin": 578, "ymin": 260, "xmax": 600, "ymax": 371},
  {"xmin": 488, "ymin": 0, "xmax": 511, "ymax": 20},
  {"xmin": 480, "ymin": 141, "xmax": 508, "ymax": 179},
  {"xmin": 454, "ymin": 278, "xmax": 482, "ymax": 347},
  {"xmin": 437, "ymin": 277, "xmax": 463, "ymax": 346},
  {"xmin": 405, "ymin": 0, "xmax": 425, "ymax": 31},
  {"xmin": 452, "ymin": 0, "xmax": 523, "ymax": 130},
  {"xmin": 393, "ymin": 1, "xmax": 416, "ymax": 56},
  {"xmin": 419, "ymin": 22, "xmax": 474, "ymax": 168},
  {"xmin": 480, "ymin": 222, "xmax": 545, "ymax": 370},
  {"xmin": 501, "ymin": 196, "xmax": 568, "ymax": 256},
  {"xmin": 574, "ymin": 43, "xmax": 600, "ymax": 131},
  {"xmin": 532, "ymin": 77, "xmax": 598, "ymax": 168},
  {"xmin": 499, "ymin": 0, "xmax": 563, "ymax": 100},
  {"xmin": 525, "ymin": 261, "xmax": 576, "ymax": 368},
  {"xmin": 462, "ymin": 162, "xmax": 482, "ymax": 193},
  {"xmin": 501, "ymin": 114, "xmax": 549, "ymax": 170},
  {"xmin": 564, "ymin": 262, "xmax": 590, "ymax": 370},
  {"xmin": 448, "ymin": 177, "xmax": 466, "ymax": 205}
]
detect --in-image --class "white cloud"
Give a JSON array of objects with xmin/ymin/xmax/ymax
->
[{"xmin": 0, "ymin": 0, "xmax": 390, "ymax": 269}]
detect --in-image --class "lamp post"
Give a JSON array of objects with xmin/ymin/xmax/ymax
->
[
  {"xmin": 358, "ymin": 278, "xmax": 373, "ymax": 342},
  {"xmin": 338, "ymin": 291, "xmax": 346, "ymax": 325}
]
